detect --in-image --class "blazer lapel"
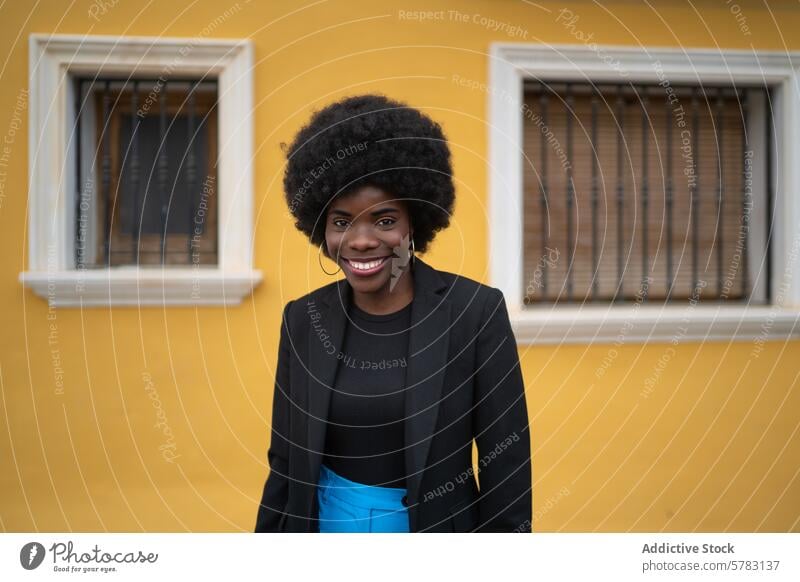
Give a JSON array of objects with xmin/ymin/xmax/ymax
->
[
  {"xmin": 306, "ymin": 276, "xmax": 350, "ymax": 481},
  {"xmin": 403, "ymin": 259, "xmax": 451, "ymax": 504},
  {"xmin": 306, "ymin": 257, "xmax": 451, "ymax": 506}
]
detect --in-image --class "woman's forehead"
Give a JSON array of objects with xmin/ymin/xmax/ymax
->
[{"xmin": 330, "ymin": 186, "xmax": 406, "ymax": 213}]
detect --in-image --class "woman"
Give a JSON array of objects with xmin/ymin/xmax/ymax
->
[{"xmin": 255, "ymin": 94, "xmax": 531, "ymax": 533}]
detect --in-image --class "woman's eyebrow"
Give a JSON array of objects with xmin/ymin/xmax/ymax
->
[{"xmin": 329, "ymin": 206, "xmax": 401, "ymax": 217}]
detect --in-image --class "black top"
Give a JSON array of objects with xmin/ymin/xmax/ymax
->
[{"xmin": 322, "ymin": 300, "xmax": 412, "ymax": 488}]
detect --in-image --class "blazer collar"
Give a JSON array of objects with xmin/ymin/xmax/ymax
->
[{"xmin": 306, "ymin": 257, "xmax": 452, "ymax": 516}]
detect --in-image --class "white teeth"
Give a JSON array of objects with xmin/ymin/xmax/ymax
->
[{"xmin": 348, "ymin": 258, "xmax": 385, "ymax": 271}]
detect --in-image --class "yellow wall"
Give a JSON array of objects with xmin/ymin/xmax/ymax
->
[{"xmin": 1, "ymin": 0, "xmax": 798, "ymax": 532}]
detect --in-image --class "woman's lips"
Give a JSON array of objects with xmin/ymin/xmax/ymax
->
[{"xmin": 342, "ymin": 256, "xmax": 390, "ymax": 277}]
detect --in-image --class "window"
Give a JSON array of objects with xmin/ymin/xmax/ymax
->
[
  {"xmin": 521, "ymin": 81, "xmax": 769, "ymax": 306},
  {"xmin": 489, "ymin": 44, "xmax": 800, "ymax": 343},
  {"xmin": 76, "ymin": 78, "xmax": 219, "ymax": 268},
  {"xmin": 21, "ymin": 35, "xmax": 260, "ymax": 306}
]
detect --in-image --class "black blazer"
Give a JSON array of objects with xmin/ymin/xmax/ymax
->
[{"xmin": 254, "ymin": 257, "xmax": 531, "ymax": 532}]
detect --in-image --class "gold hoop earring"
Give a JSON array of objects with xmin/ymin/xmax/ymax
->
[
  {"xmin": 411, "ymin": 236, "xmax": 416, "ymax": 264},
  {"xmin": 318, "ymin": 241, "xmax": 341, "ymax": 276}
]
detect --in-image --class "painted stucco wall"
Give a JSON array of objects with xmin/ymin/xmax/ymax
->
[{"xmin": 0, "ymin": 0, "xmax": 798, "ymax": 531}]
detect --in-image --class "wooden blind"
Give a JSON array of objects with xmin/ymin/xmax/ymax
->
[{"xmin": 522, "ymin": 82, "xmax": 764, "ymax": 304}]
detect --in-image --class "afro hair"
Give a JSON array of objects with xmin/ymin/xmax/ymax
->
[{"xmin": 282, "ymin": 93, "xmax": 455, "ymax": 255}]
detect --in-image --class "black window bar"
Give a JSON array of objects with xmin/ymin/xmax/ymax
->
[
  {"xmin": 74, "ymin": 77, "xmax": 218, "ymax": 268},
  {"xmin": 565, "ymin": 82, "xmax": 575, "ymax": 302},
  {"xmin": 539, "ymin": 90, "xmax": 549, "ymax": 300},
  {"xmin": 615, "ymin": 84, "xmax": 625, "ymax": 302},
  {"xmin": 691, "ymin": 86, "xmax": 700, "ymax": 298},
  {"xmin": 590, "ymin": 87, "xmax": 599, "ymax": 301},
  {"xmin": 640, "ymin": 86, "xmax": 650, "ymax": 302},
  {"xmin": 522, "ymin": 80, "xmax": 771, "ymax": 305},
  {"xmin": 665, "ymin": 82, "xmax": 674, "ymax": 302}
]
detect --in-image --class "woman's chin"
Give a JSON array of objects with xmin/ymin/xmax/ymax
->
[
  {"xmin": 347, "ymin": 279, "xmax": 384, "ymax": 293},
  {"xmin": 345, "ymin": 274, "xmax": 391, "ymax": 294}
]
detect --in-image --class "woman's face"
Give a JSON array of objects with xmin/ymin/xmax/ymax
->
[{"xmin": 325, "ymin": 185, "xmax": 413, "ymax": 295}]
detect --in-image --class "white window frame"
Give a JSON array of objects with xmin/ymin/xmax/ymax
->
[
  {"xmin": 20, "ymin": 34, "xmax": 262, "ymax": 306},
  {"xmin": 489, "ymin": 43, "xmax": 800, "ymax": 344}
]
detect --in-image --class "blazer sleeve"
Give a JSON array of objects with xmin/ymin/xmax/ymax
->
[
  {"xmin": 473, "ymin": 288, "xmax": 532, "ymax": 532},
  {"xmin": 254, "ymin": 300, "xmax": 294, "ymax": 532}
]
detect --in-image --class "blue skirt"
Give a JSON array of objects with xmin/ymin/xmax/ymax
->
[{"xmin": 317, "ymin": 464, "xmax": 410, "ymax": 533}]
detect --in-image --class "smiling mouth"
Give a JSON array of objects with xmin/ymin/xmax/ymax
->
[{"xmin": 342, "ymin": 256, "xmax": 390, "ymax": 276}]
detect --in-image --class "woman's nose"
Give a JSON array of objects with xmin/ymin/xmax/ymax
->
[{"xmin": 346, "ymin": 226, "xmax": 380, "ymax": 250}]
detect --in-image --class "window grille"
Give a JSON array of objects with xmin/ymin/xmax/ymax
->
[
  {"xmin": 74, "ymin": 77, "xmax": 218, "ymax": 268},
  {"xmin": 522, "ymin": 81, "xmax": 771, "ymax": 305}
]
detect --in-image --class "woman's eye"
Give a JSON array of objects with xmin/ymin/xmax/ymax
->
[
  {"xmin": 332, "ymin": 218, "xmax": 349, "ymax": 228},
  {"xmin": 377, "ymin": 217, "xmax": 396, "ymax": 227}
]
